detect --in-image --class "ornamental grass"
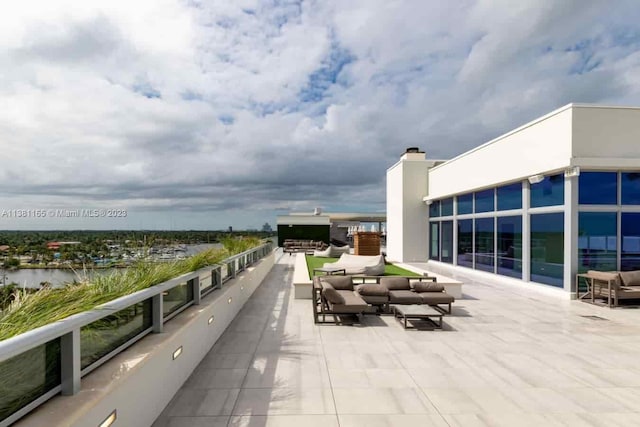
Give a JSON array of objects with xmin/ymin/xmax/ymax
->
[{"xmin": 0, "ymin": 237, "xmax": 263, "ymax": 341}]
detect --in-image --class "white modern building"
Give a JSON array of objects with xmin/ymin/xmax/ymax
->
[{"xmin": 386, "ymin": 104, "xmax": 640, "ymax": 297}]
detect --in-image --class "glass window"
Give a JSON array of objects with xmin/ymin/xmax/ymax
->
[
  {"xmin": 441, "ymin": 198, "xmax": 454, "ymax": 216},
  {"xmin": 457, "ymin": 219, "xmax": 473, "ymax": 268},
  {"xmin": 530, "ymin": 213, "xmax": 564, "ymax": 287},
  {"xmin": 497, "ymin": 216, "xmax": 522, "ymax": 279},
  {"xmin": 497, "ymin": 183, "xmax": 522, "ymax": 211},
  {"xmin": 441, "ymin": 221, "xmax": 453, "ymax": 263},
  {"xmin": 622, "ymin": 213, "xmax": 640, "ymax": 271},
  {"xmin": 622, "ymin": 173, "xmax": 640, "ymax": 205},
  {"xmin": 457, "ymin": 193, "xmax": 473, "ymax": 215},
  {"xmin": 530, "ymin": 174, "xmax": 564, "ymax": 208},
  {"xmin": 579, "ymin": 172, "xmax": 617, "ymax": 205},
  {"xmin": 578, "ymin": 212, "xmax": 617, "ymax": 273},
  {"xmin": 429, "ymin": 222, "xmax": 440, "ymax": 260},
  {"xmin": 474, "ymin": 217, "xmax": 494, "ymax": 272},
  {"xmin": 475, "ymin": 189, "xmax": 495, "ymax": 213},
  {"xmin": 429, "ymin": 200, "xmax": 440, "ymax": 217}
]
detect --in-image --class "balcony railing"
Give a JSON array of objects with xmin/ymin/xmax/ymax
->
[{"xmin": 0, "ymin": 242, "xmax": 273, "ymax": 427}]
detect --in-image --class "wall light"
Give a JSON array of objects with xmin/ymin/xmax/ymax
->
[
  {"xmin": 528, "ymin": 174, "xmax": 545, "ymax": 185},
  {"xmin": 172, "ymin": 346, "xmax": 183, "ymax": 360},
  {"xmin": 208, "ymin": 315, "xmax": 215, "ymax": 325},
  {"xmin": 98, "ymin": 410, "xmax": 117, "ymax": 427},
  {"xmin": 564, "ymin": 166, "xmax": 580, "ymax": 178}
]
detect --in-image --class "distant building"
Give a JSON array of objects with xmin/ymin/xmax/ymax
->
[{"xmin": 47, "ymin": 241, "xmax": 81, "ymax": 250}]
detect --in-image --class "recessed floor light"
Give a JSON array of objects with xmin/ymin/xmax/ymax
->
[{"xmin": 98, "ymin": 410, "xmax": 117, "ymax": 427}]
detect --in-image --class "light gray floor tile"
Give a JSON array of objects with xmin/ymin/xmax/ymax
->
[
  {"xmin": 229, "ymin": 415, "xmax": 339, "ymax": 427},
  {"xmin": 232, "ymin": 388, "xmax": 336, "ymax": 415},
  {"xmin": 183, "ymin": 368, "xmax": 247, "ymax": 389},
  {"xmin": 154, "ymin": 253, "xmax": 640, "ymax": 426},
  {"xmin": 338, "ymin": 414, "xmax": 449, "ymax": 427},
  {"xmin": 332, "ymin": 388, "xmax": 437, "ymax": 414},
  {"xmin": 165, "ymin": 388, "xmax": 239, "ymax": 416}
]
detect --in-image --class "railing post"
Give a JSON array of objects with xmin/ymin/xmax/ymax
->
[
  {"xmin": 152, "ymin": 294, "xmax": 163, "ymax": 333},
  {"xmin": 61, "ymin": 329, "xmax": 80, "ymax": 395},
  {"xmin": 214, "ymin": 266, "xmax": 222, "ymax": 290},
  {"xmin": 191, "ymin": 277, "xmax": 201, "ymax": 305}
]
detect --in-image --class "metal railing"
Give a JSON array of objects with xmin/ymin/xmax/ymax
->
[{"xmin": 0, "ymin": 242, "xmax": 273, "ymax": 426}]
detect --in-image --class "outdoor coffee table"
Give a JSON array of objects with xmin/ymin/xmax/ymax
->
[
  {"xmin": 313, "ymin": 267, "xmax": 346, "ymax": 276},
  {"xmin": 391, "ymin": 304, "xmax": 443, "ymax": 329}
]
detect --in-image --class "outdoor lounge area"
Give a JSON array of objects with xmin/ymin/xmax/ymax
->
[{"xmin": 152, "ymin": 250, "xmax": 640, "ymax": 427}]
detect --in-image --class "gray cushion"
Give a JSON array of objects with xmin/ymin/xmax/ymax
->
[
  {"xmin": 419, "ymin": 292, "xmax": 454, "ymax": 304},
  {"xmin": 619, "ymin": 270, "xmax": 640, "ymax": 287},
  {"xmin": 380, "ymin": 277, "xmax": 411, "ymax": 290},
  {"xmin": 359, "ymin": 295, "xmax": 388, "ymax": 304},
  {"xmin": 322, "ymin": 285, "xmax": 345, "ymax": 304},
  {"xmin": 356, "ymin": 284, "xmax": 389, "ymax": 296},
  {"xmin": 388, "ymin": 290, "xmax": 422, "ymax": 304},
  {"xmin": 412, "ymin": 282, "xmax": 444, "ymax": 293},
  {"xmin": 321, "ymin": 276, "xmax": 353, "ymax": 290}
]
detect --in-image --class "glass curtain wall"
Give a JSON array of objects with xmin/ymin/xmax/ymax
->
[
  {"xmin": 457, "ymin": 219, "xmax": 473, "ymax": 268},
  {"xmin": 497, "ymin": 216, "xmax": 522, "ymax": 278},
  {"xmin": 578, "ymin": 212, "xmax": 617, "ymax": 272},
  {"xmin": 530, "ymin": 213, "xmax": 564, "ymax": 287},
  {"xmin": 622, "ymin": 213, "xmax": 640, "ymax": 271},
  {"xmin": 474, "ymin": 218, "xmax": 494, "ymax": 272},
  {"xmin": 429, "ymin": 222, "xmax": 440, "ymax": 260},
  {"xmin": 441, "ymin": 221, "xmax": 453, "ymax": 263}
]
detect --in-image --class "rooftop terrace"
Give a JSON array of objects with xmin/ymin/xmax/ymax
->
[{"xmin": 152, "ymin": 252, "xmax": 640, "ymax": 427}]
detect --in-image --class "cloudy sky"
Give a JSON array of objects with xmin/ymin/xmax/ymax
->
[{"xmin": 1, "ymin": 0, "xmax": 640, "ymax": 230}]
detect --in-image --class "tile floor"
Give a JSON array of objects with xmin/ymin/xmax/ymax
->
[{"xmin": 154, "ymin": 252, "xmax": 640, "ymax": 427}]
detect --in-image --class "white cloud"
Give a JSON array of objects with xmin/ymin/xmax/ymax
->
[{"xmin": 1, "ymin": 1, "xmax": 640, "ymax": 229}]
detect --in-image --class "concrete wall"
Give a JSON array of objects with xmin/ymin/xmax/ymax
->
[
  {"xmin": 17, "ymin": 252, "xmax": 276, "ymax": 427},
  {"xmin": 572, "ymin": 105, "xmax": 640, "ymax": 168},
  {"xmin": 428, "ymin": 105, "xmax": 574, "ymax": 199},
  {"xmin": 386, "ymin": 154, "xmax": 431, "ymax": 262}
]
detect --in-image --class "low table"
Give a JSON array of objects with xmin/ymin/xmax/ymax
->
[
  {"xmin": 391, "ymin": 304, "xmax": 443, "ymax": 329},
  {"xmin": 313, "ymin": 267, "xmax": 346, "ymax": 276}
]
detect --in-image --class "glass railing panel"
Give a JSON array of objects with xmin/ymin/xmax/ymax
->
[
  {"xmin": 80, "ymin": 299, "xmax": 152, "ymax": 370},
  {"xmin": 0, "ymin": 339, "xmax": 61, "ymax": 422},
  {"xmin": 199, "ymin": 271, "xmax": 213, "ymax": 294},
  {"xmin": 162, "ymin": 281, "xmax": 193, "ymax": 319}
]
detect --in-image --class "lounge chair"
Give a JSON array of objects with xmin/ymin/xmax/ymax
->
[
  {"xmin": 583, "ymin": 270, "xmax": 640, "ymax": 308},
  {"xmin": 323, "ymin": 253, "xmax": 385, "ymax": 275}
]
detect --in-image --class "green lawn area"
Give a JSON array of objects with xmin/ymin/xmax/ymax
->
[{"xmin": 305, "ymin": 255, "xmax": 419, "ymax": 277}]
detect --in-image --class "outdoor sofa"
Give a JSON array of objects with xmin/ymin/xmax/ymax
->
[
  {"xmin": 581, "ymin": 270, "xmax": 640, "ymax": 308},
  {"xmin": 313, "ymin": 275, "xmax": 455, "ymax": 324},
  {"xmin": 283, "ymin": 239, "xmax": 326, "ymax": 255}
]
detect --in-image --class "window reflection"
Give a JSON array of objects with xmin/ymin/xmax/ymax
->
[
  {"xmin": 497, "ymin": 216, "xmax": 522, "ymax": 278},
  {"xmin": 530, "ymin": 213, "xmax": 564, "ymax": 287},
  {"xmin": 579, "ymin": 172, "xmax": 617, "ymax": 205},
  {"xmin": 578, "ymin": 212, "xmax": 617, "ymax": 272},
  {"xmin": 457, "ymin": 219, "xmax": 473, "ymax": 268},
  {"xmin": 474, "ymin": 217, "xmax": 494, "ymax": 272},
  {"xmin": 622, "ymin": 213, "xmax": 640, "ymax": 271}
]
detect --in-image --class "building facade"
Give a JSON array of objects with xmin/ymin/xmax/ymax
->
[{"xmin": 386, "ymin": 104, "xmax": 640, "ymax": 297}]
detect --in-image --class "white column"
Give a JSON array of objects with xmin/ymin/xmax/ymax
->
[
  {"xmin": 564, "ymin": 175, "xmax": 579, "ymax": 296},
  {"xmin": 522, "ymin": 181, "xmax": 531, "ymax": 282}
]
